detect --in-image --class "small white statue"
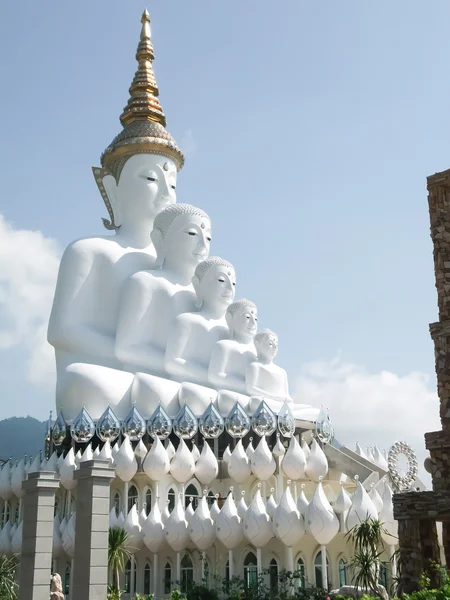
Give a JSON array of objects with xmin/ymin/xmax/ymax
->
[
  {"xmin": 165, "ymin": 257, "xmax": 236, "ymax": 385},
  {"xmin": 246, "ymin": 329, "xmax": 292, "ymax": 413},
  {"xmin": 115, "ymin": 204, "xmax": 211, "ymax": 376},
  {"xmin": 209, "ymin": 298, "xmax": 257, "ymax": 393}
]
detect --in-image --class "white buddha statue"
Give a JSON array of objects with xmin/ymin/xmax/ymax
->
[
  {"xmin": 165, "ymin": 257, "xmax": 236, "ymax": 385},
  {"xmin": 209, "ymin": 298, "xmax": 257, "ymax": 393},
  {"xmin": 246, "ymin": 329, "xmax": 292, "ymax": 414},
  {"xmin": 47, "ymin": 10, "xmax": 184, "ymax": 421},
  {"xmin": 115, "ymin": 203, "xmax": 212, "ymax": 377}
]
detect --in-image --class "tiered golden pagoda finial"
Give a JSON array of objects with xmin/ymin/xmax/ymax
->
[
  {"xmin": 120, "ymin": 9, "xmax": 166, "ymax": 127},
  {"xmin": 100, "ymin": 10, "xmax": 184, "ymax": 180}
]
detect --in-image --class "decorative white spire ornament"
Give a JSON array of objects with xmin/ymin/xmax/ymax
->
[
  {"xmin": 266, "ymin": 489, "xmax": 278, "ymax": 518},
  {"xmin": 305, "ymin": 478, "xmax": 339, "ymax": 546},
  {"xmin": 143, "ymin": 435, "xmax": 170, "ymax": 480},
  {"xmin": 243, "ymin": 485, "xmax": 273, "ymax": 548},
  {"xmin": 189, "ymin": 491, "xmax": 215, "ymax": 550},
  {"xmin": 195, "ymin": 443, "xmax": 219, "ymax": 485},
  {"xmin": 346, "ymin": 477, "xmax": 378, "ymax": 530},
  {"xmin": 165, "ymin": 494, "xmax": 189, "ymax": 552},
  {"xmin": 143, "ymin": 499, "xmax": 165, "ymax": 553},
  {"xmin": 227, "ymin": 440, "xmax": 251, "ymax": 483},
  {"xmin": 282, "ymin": 436, "xmax": 306, "ymax": 480},
  {"xmin": 59, "ymin": 449, "xmax": 78, "ymax": 490},
  {"xmin": 251, "ymin": 436, "xmax": 276, "ymax": 481},
  {"xmin": 305, "ymin": 439, "xmax": 328, "ymax": 482},
  {"xmin": 273, "ymin": 481, "xmax": 305, "ymax": 547},
  {"xmin": 216, "ymin": 488, "xmax": 244, "ymax": 550},
  {"xmin": 297, "ymin": 484, "xmax": 309, "ymax": 516},
  {"xmin": 170, "ymin": 439, "xmax": 195, "ymax": 483},
  {"xmin": 368, "ymin": 483, "xmax": 383, "ymax": 514},
  {"xmin": 114, "ymin": 436, "xmax": 138, "ymax": 482}
]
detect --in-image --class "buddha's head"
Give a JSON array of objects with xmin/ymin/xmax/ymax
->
[
  {"xmin": 192, "ymin": 257, "xmax": 236, "ymax": 314},
  {"xmin": 92, "ymin": 11, "xmax": 184, "ymax": 232},
  {"xmin": 254, "ymin": 329, "xmax": 279, "ymax": 363},
  {"xmin": 97, "ymin": 153, "xmax": 178, "ymax": 230},
  {"xmin": 226, "ymin": 299, "xmax": 258, "ymax": 342},
  {"xmin": 151, "ymin": 204, "xmax": 211, "ymax": 271}
]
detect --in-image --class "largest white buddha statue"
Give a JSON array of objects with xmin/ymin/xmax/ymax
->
[{"xmin": 47, "ymin": 11, "xmax": 184, "ymax": 421}]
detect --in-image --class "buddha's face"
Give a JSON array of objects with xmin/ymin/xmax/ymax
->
[
  {"xmin": 115, "ymin": 154, "xmax": 177, "ymax": 223},
  {"xmin": 231, "ymin": 306, "xmax": 258, "ymax": 339},
  {"xmin": 162, "ymin": 214, "xmax": 212, "ymax": 269},
  {"xmin": 198, "ymin": 266, "xmax": 236, "ymax": 312},
  {"xmin": 256, "ymin": 334, "xmax": 278, "ymax": 362}
]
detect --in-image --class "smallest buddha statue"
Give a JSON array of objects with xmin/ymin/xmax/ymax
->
[{"xmin": 246, "ymin": 329, "xmax": 292, "ymax": 414}]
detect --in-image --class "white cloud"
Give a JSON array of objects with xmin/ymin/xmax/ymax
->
[
  {"xmin": 0, "ymin": 214, "xmax": 61, "ymax": 387},
  {"xmin": 294, "ymin": 357, "xmax": 441, "ymax": 483}
]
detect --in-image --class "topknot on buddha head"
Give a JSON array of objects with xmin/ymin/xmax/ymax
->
[
  {"xmin": 194, "ymin": 257, "xmax": 234, "ymax": 283},
  {"xmin": 193, "ymin": 257, "xmax": 236, "ymax": 310},
  {"xmin": 151, "ymin": 203, "xmax": 212, "ymax": 268},
  {"xmin": 226, "ymin": 298, "xmax": 258, "ymax": 339},
  {"xmin": 254, "ymin": 329, "xmax": 279, "ymax": 361},
  {"xmin": 154, "ymin": 204, "xmax": 210, "ymax": 239}
]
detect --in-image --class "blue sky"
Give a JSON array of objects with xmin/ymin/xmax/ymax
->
[{"xmin": 0, "ymin": 1, "xmax": 447, "ymax": 465}]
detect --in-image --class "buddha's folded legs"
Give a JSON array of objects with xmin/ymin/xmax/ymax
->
[
  {"xmin": 56, "ymin": 363, "xmax": 134, "ymax": 422},
  {"xmin": 130, "ymin": 372, "xmax": 181, "ymax": 419}
]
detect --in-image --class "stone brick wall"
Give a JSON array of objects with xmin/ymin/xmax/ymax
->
[
  {"xmin": 425, "ymin": 429, "xmax": 450, "ymax": 492},
  {"xmin": 428, "ymin": 169, "xmax": 450, "ymax": 431}
]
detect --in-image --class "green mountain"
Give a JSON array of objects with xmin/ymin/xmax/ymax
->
[{"xmin": 0, "ymin": 417, "xmax": 46, "ymax": 461}]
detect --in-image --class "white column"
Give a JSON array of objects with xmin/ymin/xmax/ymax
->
[
  {"xmin": 256, "ymin": 548, "xmax": 262, "ymax": 575},
  {"xmin": 130, "ymin": 557, "xmax": 136, "ymax": 596},
  {"xmin": 228, "ymin": 550, "xmax": 233, "ymax": 579},
  {"xmin": 176, "ymin": 552, "xmax": 181, "ymax": 587},
  {"xmin": 321, "ymin": 546, "xmax": 328, "ymax": 589},
  {"xmin": 153, "ymin": 553, "xmax": 159, "ymax": 597}
]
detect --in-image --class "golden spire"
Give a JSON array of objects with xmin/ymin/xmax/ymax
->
[
  {"xmin": 120, "ymin": 10, "xmax": 166, "ymax": 126},
  {"xmin": 99, "ymin": 10, "xmax": 184, "ymax": 181}
]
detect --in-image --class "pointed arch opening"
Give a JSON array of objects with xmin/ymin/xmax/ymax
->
[
  {"xmin": 269, "ymin": 558, "xmax": 278, "ymax": 590},
  {"xmin": 127, "ymin": 485, "xmax": 138, "ymax": 513},
  {"xmin": 314, "ymin": 549, "xmax": 330, "ymax": 589},
  {"xmin": 181, "ymin": 554, "xmax": 194, "ymax": 593},
  {"xmin": 244, "ymin": 551, "xmax": 258, "ymax": 589},
  {"xmin": 164, "ymin": 561, "xmax": 172, "ymax": 594},
  {"xmin": 144, "ymin": 562, "xmax": 151, "ymax": 595},
  {"xmin": 296, "ymin": 556, "xmax": 306, "ymax": 589}
]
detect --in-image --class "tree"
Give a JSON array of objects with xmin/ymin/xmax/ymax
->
[
  {"xmin": 346, "ymin": 518, "xmax": 388, "ymax": 594},
  {"xmin": 0, "ymin": 554, "xmax": 18, "ymax": 600},
  {"xmin": 108, "ymin": 526, "xmax": 133, "ymax": 592}
]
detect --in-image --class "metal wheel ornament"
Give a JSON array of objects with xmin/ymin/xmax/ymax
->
[{"xmin": 388, "ymin": 441, "xmax": 418, "ymax": 491}]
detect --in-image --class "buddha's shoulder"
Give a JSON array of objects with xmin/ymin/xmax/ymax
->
[{"xmin": 62, "ymin": 235, "xmax": 120, "ymax": 258}]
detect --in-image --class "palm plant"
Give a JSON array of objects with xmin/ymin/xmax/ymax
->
[
  {"xmin": 108, "ymin": 526, "xmax": 133, "ymax": 592},
  {"xmin": 346, "ymin": 518, "xmax": 387, "ymax": 593},
  {"xmin": 0, "ymin": 553, "xmax": 18, "ymax": 600}
]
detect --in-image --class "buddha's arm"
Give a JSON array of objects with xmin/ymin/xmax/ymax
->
[
  {"xmin": 208, "ymin": 343, "xmax": 244, "ymax": 390},
  {"xmin": 245, "ymin": 363, "xmax": 268, "ymax": 397},
  {"xmin": 208, "ymin": 343, "xmax": 229, "ymax": 387},
  {"xmin": 47, "ymin": 243, "xmax": 114, "ymax": 358},
  {"xmin": 115, "ymin": 274, "xmax": 158, "ymax": 370},
  {"xmin": 164, "ymin": 318, "xmax": 191, "ymax": 379}
]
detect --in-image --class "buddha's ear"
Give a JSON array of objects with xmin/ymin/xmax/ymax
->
[
  {"xmin": 151, "ymin": 228, "xmax": 164, "ymax": 267},
  {"xmin": 91, "ymin": 167, "xmax": 120, "ymax": 230},
  {"xmin": 192, "ymin": 275, "xmax": 203, "ymax": 309},
  {"xmin": 102, "ymin": 174, "xmax": 122, "ymax": 228}
]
